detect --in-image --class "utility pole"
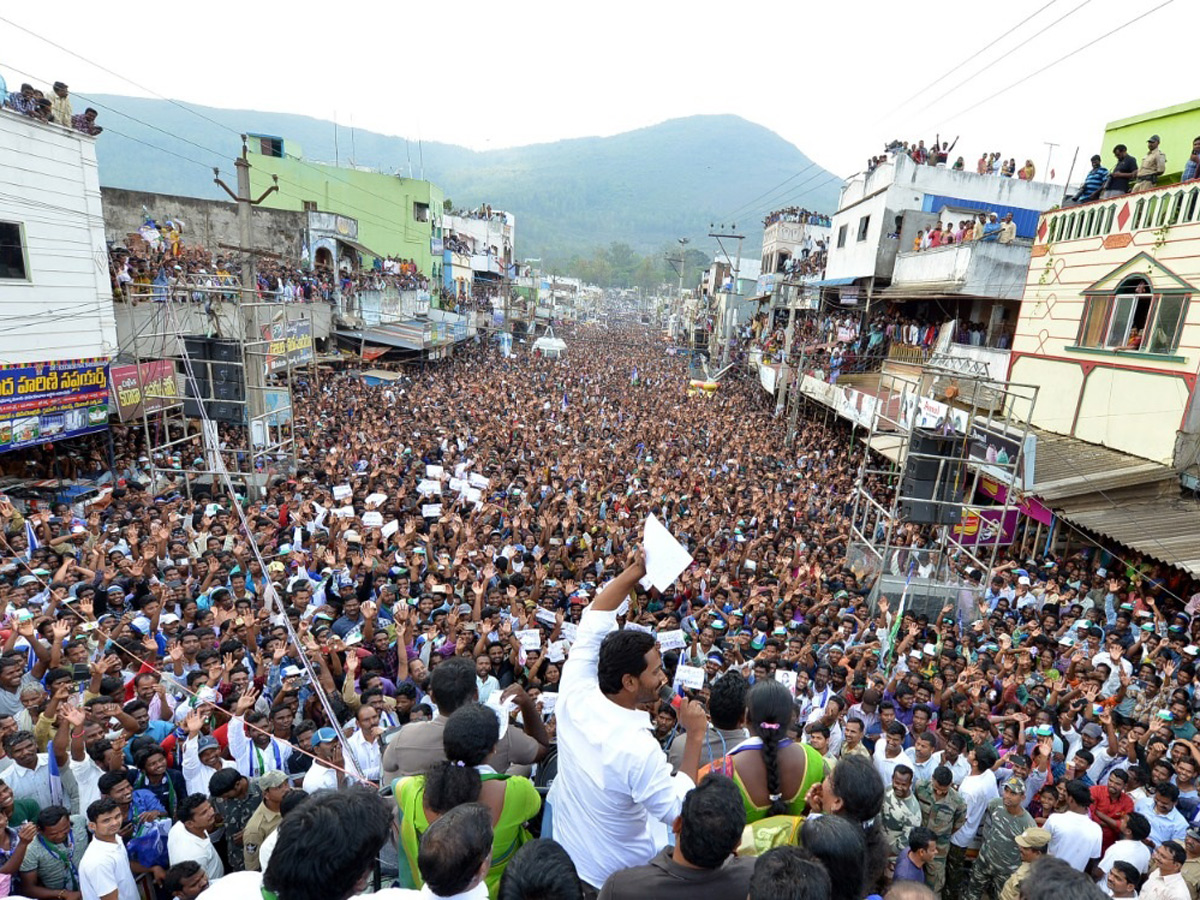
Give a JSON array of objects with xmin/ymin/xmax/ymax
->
[
  {"xmin": 777, "ymin": 298, "xmax": 797, "ymax": 417},
  {"xmin": 1043, "ymin": 141, "xmax": 1060, "ymax": 180},
  {"xmin": 214, "ymin": 137, "xmax": 278, "ymax": 485},
  {"xmin": 709, "ymin": 228, "xmax": 745, "ymax": 369}
]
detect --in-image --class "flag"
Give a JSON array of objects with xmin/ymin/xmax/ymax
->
[
  {"xmin": 561, "ymin": 392, "xmax": 568, "ymax": 412},
  {"xmin": 631, "ymin": 366, "xmax": 638, "ymax": 385},
  {"xmin": 47, "ymin": 748, "xmax": 63, "ymax": 807},
  {"xmin": 24, "ymin": 518, "xmax": 38, "ymax": 559}
]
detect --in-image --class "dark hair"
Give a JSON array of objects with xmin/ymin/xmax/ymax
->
[
  {"xmin": 749, "ymin": 845, "xmax": 831, "ymax": 900},
  {"xmin": 209, "ymin": 767, "xmax": 245, "ymax": 797},
  {"xmin": 932, "ymin": 765, "xmax": 953, "ymax": 787},
  {"xmin": 973, "ymin": 742, "xmax": 999, "ymax": 771},
  {"xmin": 279, "ymin": 789, "xmax": 309, "ymax": 817},
  {"xmin": 263, "ymin": 787, "xmax": 393, "ymax": 900},
  {"xmin": 1, "ymin": 730, "xmax": 34, "ymax": 754},
  {"xmin": 429, "ymin": 656, "xmax": 479, "ymax": 715},
  {"xmin": 747, "ymin": 680, "xmax": 795, "ymax": 816},
  {"xmin": 1109, "ymin": 860, "xmax": 1140, "ymax": 886},
  {"xmin": 1125, "ymin": 811, "xmax": 1151, "ymax": 842},
  {"xmin": 1162, "ymin": 840, "xmax": 1186, "ymax": 865},
  {"xmin": 35, "ymin": 805, "xmax": 70, "ymax": 830},
  {"xmin": 98, "ymin": 771, "xmax": 131, "ymax": 796},
  {"xmin": 827, "ymin": 754, "xmax": 886, "ymax": 894},
  {"xmin": 86, "ymin": 797, "xmax": 119, "ymax": 823},
  {"xmin": 1157, "ymin": 781, "xmax": 1181, "ymax": 803},
  {"xmin": 497, "ymin": 838, "xmax": 582, "ymax": 900},
  {"xmin": 444, "ymin": 703, "xmax": 501, "ymax": 766},
  {"xmin": 1020, "ymin": 856, "xmax": 1110, "ymax": 900},
  {"xmin": 909, "ymin": 825, "xmax": 935, "ymax": 852},
  {"xmin": 678, "ymin": 774, "xmax": 746, "ymax": 869},
  {"xmin": 709, "ymin": 671, "xmax": 748, "ymax": 730},
  {"xmin": 178, "ymin": 793, "xmax": 210, "ymax": 823},
  {"xmin": 801, "ymin": 813, "xmax": 867, "ymax": 900},
  {"xmin": 164, "ymin": 861, "xmax": 202, "ymax": 894},
  {"xmin": 417, "ymin": 803, "xmax": 492, "ymax": 898},
  {"xmin": 597, "ymin": 629, "xmax": 656, "ymax": 695}
]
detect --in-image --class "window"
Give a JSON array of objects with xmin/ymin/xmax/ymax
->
[
  {"xmin": 255, "ymin": 137, "xmax": 284, "ymax": 158},
  {"xmin": 857, "ymin": 215, "xmax": 871, "ymax": 242},
  {"xmin": 302, "ymin": 200, "xmax": 317, "ymax": 213},
  {"xmin": 1076, "ymin": 276, "xmax": 1188, "ymax": 353},
  {"xmin": 413, "ymin": 202, "xmax": 430, "ymax": 223},
  {"xmin": 837, "ymin": 224, "xmax": 847, "ymax": 248},
  {"xmin": 0, "ymin": 222, "xmax": 28, "ymax": 280}
]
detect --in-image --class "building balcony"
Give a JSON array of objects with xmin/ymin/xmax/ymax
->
[
  {"xmin": 1040, "ymin": 180, "xmax": 1200, "ymax": 247},
  {"xmin": 888, "ymin": 239, "xmax": 1033, "ymax": 301}
]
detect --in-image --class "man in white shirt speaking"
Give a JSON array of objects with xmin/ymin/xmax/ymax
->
[{"xmin": 551, "ymin": 551, "xmax": 708, "ymax": 895}]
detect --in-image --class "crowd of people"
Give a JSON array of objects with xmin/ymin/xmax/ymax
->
[
  {"xmin": 763, "ymin": 208, "xmax": 833, "ymax": 229},
  {"xmin": 1, "ymin": 77, "xmax": 102, "ymax": 136},
  {"xmin": 0, "ymin": 320, "xmax": 1196, "ymax": 900},
  {"xmin": 911, "ymin": 213, "xmax": 1018, "ymax": 251},
  {"xmin": 870, "ymin": 139, "xmax": 1035, "ymax": 182}
]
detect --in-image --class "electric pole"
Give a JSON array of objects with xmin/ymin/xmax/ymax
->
[
  {"xmin": 214, "ymin": 137, "xmax": 278, "ymax": 476},
  {"xmin": 709, "ymin": 228, "xmax": 744, "ymax": 368}
]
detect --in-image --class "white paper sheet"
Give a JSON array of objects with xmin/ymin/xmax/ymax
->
[
  {"xmin": 362, "ymin": 511, "xmax": 383, "ymax": 528},
  {"xmin": 365, "ymin": 492, "xmax": 388, "ymax": 508},
  {"xmin": 332, "ymin": 484, "xmax": 352, "ymax": 501},
  {"xmin": 425, "ymin": 465, "xmax": 445, "ymax": 479},
  {"xmin": 469, "ymin": 473, "xmax": 490, "ymax": 489},
  {"xmin": 417, "ymin": 480, "xmax": 442, "ymax": 496},
  {"xmin": 381, "ymin": 520, "xmax": 400, "ymax": 539},
  {"xmin": 421, "ymin": 504, "xmax": 442, "ymax": 518},
  {"xmin": 546, "ymin": 641, "xmax": 566, "ymax": 663},
  {"xmin": 560, "ymin": 622, "xmax": 578, "ymax": 644},
  {"xmin": 624, "ymin": 621, "xmax": 653, "ymax": 634},
  {"xmin": 674, "ymin": 665, "xmax": 705, "ymax": 690},
  {"xmin": 775, "ymin": 669, "xmax": 798, "ymax": 691},
  {"xmin": 639, "ymin": 514, "xmax": 693, "ymax": 592},
  {"xmin": 516, "ymin": 629, "xmax": 542, "ymax": 651},
  {"xmin": 332, "ymin": 506, "xmax": 356, "ymax": 519},
  {"xmin": 534, "ymin": 608, "xmax": 557, "ymax": 628},
  {"xmin": 657, "ymin": 629, "xmax": 686, "ymax": 651},
  {"xmin": 484, "ymin": 693, "xmax": 516, "ymax": 739}
]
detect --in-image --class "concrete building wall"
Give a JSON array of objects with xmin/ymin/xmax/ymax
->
[
  {"xmin": 101, "ymin": 187, "xmax": 307, "ymax": 261},
  {"xmin": 1104, "ymin": 98, "xmax": 1200, "ymax": 185},
  {"xmin": 1009, "ymin": 184, "xmax": 1200, "ymax": 466},
  {"xmin": 0, "ymin": 111, "xmax": 117, "ymax": 363}
]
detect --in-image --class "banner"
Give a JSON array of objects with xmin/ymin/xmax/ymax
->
[
  {"xmin": 262, "ymin": 320, "xmax": 314, "ymax": 374},
  {"xmin": 951, "ymin": 507, "xmax": 1021, "ymax": 546},
  {"xmin": 977, "ymin": 476, "xmax": 1053, "ymax": 526},
  {"xmin": 0, "ymin": 359, "xmax": 109, "ymax": 452},
  {"xmin": 110, "ymin": 360, "xmax": 177, "ymax": 421}
]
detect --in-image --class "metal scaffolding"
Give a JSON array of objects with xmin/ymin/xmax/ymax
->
[
  {"xmin": 121, "ymin": 277, "xmax": 305, "ymax": 499},
  {"xmin": 847, "ymin": 358, "xmax": 1039, "ymax": 620}
]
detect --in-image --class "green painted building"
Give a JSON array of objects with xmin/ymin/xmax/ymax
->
[
  {"xmin": 1104, "ymin": 98, "xmax": 1200, "ymax": 185},
  {"xmin": 246, "ymin": 135, "xmax": 444, "ymax": 276}
]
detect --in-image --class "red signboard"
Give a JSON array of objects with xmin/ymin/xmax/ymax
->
[{"xmin": 110, "ymin": 361, "xmax": 178, "ymax": 421}]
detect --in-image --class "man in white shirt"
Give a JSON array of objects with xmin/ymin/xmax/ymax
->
[
  {"xmin": 1141, "ymin": 841, "xmax": 1191, "ymax": 900},
  {"xmin": 875, "ymin": 722, "xmax": 910, "ymax": 783},
  {"xmin": 550, "ymin": 555, "xmax": 708, "ymax": 892},
  {"xmin": 947, "ymin": 743, "xmax": 1000, "ymax": 898},
  {"xmin": 4, "ymin": 728, "xmax": 70, "ymax": 810},
  {"xmin": 302, "ymin": 728, "xmax": 346, "ymax": 792},
  {"xmin": 804, "ymin": 696, "xmax": 846, "ymax": 757},
  {"xmin": 168, "ymin": 794, "xmax": 224, "ymax": 881},
  {"xmin": 1096, "ymin": 811, "xmax": 1153, "ymax": 877},
  {"xmin": 227, "ymin": 692, "xmax": 290, "ymax": 779},
  {"xmin": 181, "ymin": 711, "xmax": 236, "ymax": 796},
  {"xmin": 1092, "ymin": 637, "xmax": 1133, "ymax": 698},
  {"xmin": 1045, "ymin": 780, "xmax": 1104, "ymax": 870},
  {"xmin": 345, "ymin": 706, "xmax": 383, "ymax": 782},
  {"xmin": 1136, "ymin": 783, "xmax": 1190, "ymax": 847},
  {"xmin": 907, "ymin": 732, "xmax": 942, "ymax": 783},
  {"xmin": 80, "ymin": 797, "xmax": 140, "ymax": 900}
]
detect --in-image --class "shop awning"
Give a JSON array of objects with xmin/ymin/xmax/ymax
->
[
  {"xmin": 336, "ymin": 237, "xmax": 383, "ymax": 260},
  {"xmin": 810, "ymin": 276, "xmax": 859, "ymax": 287},
  {"xmin": 1029, "ymin": 430, "xmax": 1178, "ymax": 502},
  {"xmin": 1055, "ymin": 491, "xmax": 1200, "ymax": 576}
]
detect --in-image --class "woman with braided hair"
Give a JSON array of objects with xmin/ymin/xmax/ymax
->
[{"xmin": 697, "ymin": 679, "xmax": 826, "ymax": 822}]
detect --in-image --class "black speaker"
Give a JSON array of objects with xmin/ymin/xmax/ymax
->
[
  {"xmin": 209, "ymin": 339, "xmax": 240, "ymax": 363},
  {"xmin": 208, "ymin": 402, "xmax": 243, "ymax": 425},
  {"xmin": 900, "ymin": 428, "xmax": 965, "ymax": 525}
]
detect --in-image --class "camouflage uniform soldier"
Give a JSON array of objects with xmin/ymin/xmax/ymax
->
[
  {"xmin": 998, "ymin": 827, "xmax": 1051, "ymax": 900},
  {"xmin": 965, "ymin": 777, "xmax": 1035, "ymax": 900},
  {"xmin": 882, "ymin": 766, "xmax": 923, "ymax": 856},
  {"xmin": 915, "ymin": 765, "xmax": 967, "ymax": 898}
]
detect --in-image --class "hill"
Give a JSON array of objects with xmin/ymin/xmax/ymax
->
[{"xmin": 88, "ymin": 96, "xmax": 841, "ymax": 262}]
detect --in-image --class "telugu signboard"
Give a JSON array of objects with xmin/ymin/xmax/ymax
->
[
  {"xmin": 951, "ymin": 507, "xmax": 1021, "ymax": 546},
  {"xmin": 110, "ymin": 361, "xmax": 177, "ymax": 421},
  {"xmin": 262, "ymin": 320, "xmax": 314, "ymax": 374},
  {"xmin": 0, "ymin": 359, "xmax": 109, "ymax": 452}
]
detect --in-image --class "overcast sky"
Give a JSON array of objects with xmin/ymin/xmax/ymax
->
[{"xmin": 1, "ymin": 0, "xmax": 1188, "ymax": 187}]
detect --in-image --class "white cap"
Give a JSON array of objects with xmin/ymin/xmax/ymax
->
[{"xmin": 1018, "ymin": 576, "xmax": 1031, "ymax": 586}]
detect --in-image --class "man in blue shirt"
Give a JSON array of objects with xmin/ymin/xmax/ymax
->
[
  {"xmin": 894, "ymin": 826, "xmax": 938, "ymax": 883},
  {"xmin": 1073, "ymin": 155, "xmax": 1110, "ymax": 203}
]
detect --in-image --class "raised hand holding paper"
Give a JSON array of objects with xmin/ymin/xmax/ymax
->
[{"xmin": 639, "ymin": 514, "xmax": 693, "ymax": 592}]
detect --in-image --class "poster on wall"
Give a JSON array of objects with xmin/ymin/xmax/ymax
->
[
  {"xmin": 262, "ymin": 320, "xmax": 314, "ymax": 374},
  {"xmin": 0, "ymin": 359, "xmax": 109, "ymax": 452},
  {"xmin": 110, "ymin": 360, "xmax": 177, "ymax": 421}
]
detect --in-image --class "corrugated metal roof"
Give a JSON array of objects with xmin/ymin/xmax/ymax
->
[
  {"xmin": 1030, "ymin": 430, "xmax": 1178, "ymax": 501},
  {"xmin": 1055, "ymin": 490, "xmax": 1200, "ymax": 576}
]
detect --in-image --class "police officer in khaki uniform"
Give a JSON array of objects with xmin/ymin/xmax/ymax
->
[
  {"xmin": 999, "ymin": 826, "xmax": 1051, "ymax": 900},
  {"xmin": 1133, "ymin": 135, "xmax": 1168, "ymax": 191},
  {"xmin": 915, "ymin": 765, "xmax": 967, "ymax": 898}
]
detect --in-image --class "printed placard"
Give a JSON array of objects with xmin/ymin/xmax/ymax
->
[
  {"xmin": 657, "ymin": 629, "xmax": 686, "ymax": 651},
  {"xmin": 674, "ymin": 665, "xmax": 705, "ymax": 691},
  {"xmin": 332, "ymin": 484, "xmax": 352, "ymax": 501},
  {"xmin": 516, "ymin": 629, "xmax": 542, "ymax": 651}
]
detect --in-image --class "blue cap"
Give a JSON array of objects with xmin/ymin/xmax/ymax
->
[{"xmin": 311, "ymin": 727, "xmax": 338, "ymax": 748}]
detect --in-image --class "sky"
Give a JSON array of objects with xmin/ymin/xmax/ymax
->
[{"xmin": 0, "ymin": 0, "xmax": 1190, "ymax": 187}]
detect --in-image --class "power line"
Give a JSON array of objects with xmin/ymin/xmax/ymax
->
[
  {"xmin": 888, "ymin": 0, "xmax": 1065, "ymax": 116},
  {"xmin": 911, "ymin": 0, "xmax": 1098, "ymax": 121},
  {"xmin": 944, "ymin": 0, "xmax": 1175, "ymax": 122}
]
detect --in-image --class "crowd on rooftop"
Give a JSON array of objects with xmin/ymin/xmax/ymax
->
[
  {"xmin": 763, "ymin": 208, "xmax": 833, "ymax": 229},
  {"xmin": 868, "ymin": 138, "xmax": 1036, "ymax": 182},
  {"xmin": 0, "ymin": 76, "xmax": 102, "ymax": 136}
]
